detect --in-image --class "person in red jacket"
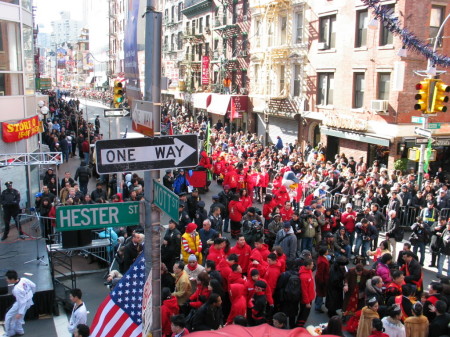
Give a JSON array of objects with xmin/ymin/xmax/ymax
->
[
  {"xmin": 226, "ymin": 283, "xmax": 247, "ymax": 325},
  {"xmin": 224, "ymin": 167, "xmax": 238, "ymax": 192},
  {"xmin": 198, "ymin": 151, "xmax": 212, "ymax": 171},
  {"xmin": 314, "ymin": 246, "xmax": 330, "ymax": 313},
  {"xmin": 228, "ymin": 264, "xmax": 246, "ymax": 286},
  {"xmin": 252, "ymin": 239, "xmax": 270, "ymax": 261},
  {"xmin": 161, "ymin": 288, "xmax": 179, "ymax": 337},
  {"xmin": 296, "ymin": 258, "xmax": 316, "ymax": 327},
  {"xmin": 244, "ymin": 269, "xmax": 274, "ymax": 307},
  {"xmin": 206, "ymin": 238, "xmax": 226, "ymax": 266},
  {"xmin": 217, "ymin": 254, "xmax": 238, "ymax": 292},
  {"xmin": 265, "ymin": 253, "xmax": 281, "ymax": 295},
  {"xmin": 280, "ymin": 201, "xmax": 294, "ymax": 223},
  {"xmin": 239, "ymin": 188, "xmax": 252, "ymax": 211},
  {"xmin": 228, "ymin": 194, "xmax": 246, "ymax": 239},
  {"xmin": 341, "ymin": 203, "xmax": 358, "ymax": 250},
  {"xmin": 257, "ymin": 167, "xmax": 270, "ymax": 203},
  {"xmin": 272, "ymin": 246, "xmax": 286, "ymax": 273},
  {"xmin": 170, "ymin": 314, "xmax": 189, "ymax": 336},
  {"xmin": 248, "ymin": 249, "xmax": 268, "ymax": 278},
  {"xmin": 189, "ymin": 271, "xmax": 211, "ymax": 309},
  {"xmin": 230, "ymin": 236, "xmax": 252, "ymax": 275}
]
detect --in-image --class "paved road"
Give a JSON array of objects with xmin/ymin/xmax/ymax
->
[{"xmin": 1, "ymin": 99, "xmax": 446, "ymax": 335}]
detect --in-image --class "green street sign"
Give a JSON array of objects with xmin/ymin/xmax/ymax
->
[
  {"xmin": 56, "ymin": 201, "xmax": 140, "ymax": 231},
  {"xmin": 153, "ymin": 179, "xmax": 179, "ymax": 222},
  {"xmin": 411, "ymin": 116, "xmax": 424, "ymax": 124},
  {"xmin": 428, "ymin": 123, "xmax": 441, "ymax": 129}
]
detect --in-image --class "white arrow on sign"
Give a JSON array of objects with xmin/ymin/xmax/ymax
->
[
  {"xmin": 414, "ymin": 127, "xmax": 432, "ymax": 138},
  {"xmin": 100, "ymin": 137, "xmax": 196, "ymax": 166}
]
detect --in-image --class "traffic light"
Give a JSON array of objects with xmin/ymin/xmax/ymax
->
[
  {"xmin": 113, "ymin": 81, "xmax": 124, "ymax": 108},
  {"xmin": 431, "ymin": 80, "xmax": 450, "ymax": 113},
  {"xmin": 414, "ymin": 79, "xmax": 431, "ymax": 113}
]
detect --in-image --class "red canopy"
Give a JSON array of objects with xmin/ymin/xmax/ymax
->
[{"xmin": 188, "ymin": 324, "xmax": 338, "ymax": 337}]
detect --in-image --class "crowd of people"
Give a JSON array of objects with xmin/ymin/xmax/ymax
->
[{"xmin": 7, "ymin": 91, "xmax": 450, "ymax": 336}]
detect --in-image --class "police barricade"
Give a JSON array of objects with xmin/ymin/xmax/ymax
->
[
  {"xmin": 440, "ymin": 208, "xmax": 450, "ymax": 220},
  {"xmin": 397, "ymin": 206, "xmax": 417, "ymax": 229},
  {"xmin": 331, "ymin": 193, "xmax": 353, "ymax": 211},
  {"xmin": 323, "ymin": 191, "xmax": 333, "ymax": 209}
]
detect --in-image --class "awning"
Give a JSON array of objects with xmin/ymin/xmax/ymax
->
[
  {"xmin": 192, "ymin": 93, "xmax": 211, "ymax": 109},
  {"xmin": 320, "ymin": 126, "xmax": 391, "ymax": 147},
  {"xmin": 207, "ymin": 94, "xmax": 231, "ymax": 115},
  {"xmin": 230, "ymin": 95, "xmax": 248, "ymax": 114}
]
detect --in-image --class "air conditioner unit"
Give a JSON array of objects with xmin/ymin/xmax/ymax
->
[
  {"xmin": 243, "ymin": 15, "xmax": 248, "ymax": 22},
  {"xmin": 317, "ymin": 42, "xmax": 327, "ymax": 50},
  {"xmin": 205, "ymin": 26, "xmax": 211, "ymax": 34},
  {"xmin": 213, "ymin": 51, "xmax": 219, "ymax": 59},
  {"xmin": 370, "ymin": 100, "xmax": 389, "ymax": 114},
  {"xmin": 240, "ymin": 88, "xmax": 248, "ymax": 94},
  {"xmin": 240, "ymin": 51, "xmax": 248, "ymax": 57}
]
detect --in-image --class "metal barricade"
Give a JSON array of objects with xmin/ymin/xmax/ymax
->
[{"xmin": 398, "ymin": 206, "xmax": 417, "ymax": 228}]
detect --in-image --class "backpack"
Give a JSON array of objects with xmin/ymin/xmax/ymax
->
[{"xmin": 284, "ymin": 273, "xmax": 301, "ymax": 302}]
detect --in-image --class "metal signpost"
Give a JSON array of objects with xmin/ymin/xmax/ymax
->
[
  {"xmin": 55, "ymin": 202, "xmax": 140, "ymax": 231},
  {"xmin": 95, "ymin": 134, "xmax": 198, "ymax": 174},
  {"xmin": 153, "ymin": 180, "xmax": 179, "ymax": 221}
]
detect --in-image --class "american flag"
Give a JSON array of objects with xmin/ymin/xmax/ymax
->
[{"xmin": 90, "ymin": 254, "xmax": 145, "ymax": 337}]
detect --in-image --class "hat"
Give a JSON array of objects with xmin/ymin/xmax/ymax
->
[
  {"xmin": 367, "ymin": 297, "xmax": 378, "ymax": 306},
  {"xmin": 35, "ymin": 192, "xmax": 43, "ymax": 198},
  {"xmin": 179, "ymin": 192, "xmax": 187, "ymax": 197},
  {"xmin": 304, "ymin": 206, "xmax": 312, "ymax": 211},
  {"xmin": 212, "ymin": 195, "xmax": 219, "ymax": 200},
  {"xmin": 247, "ymin": 207, "xmax": 256, "ymax": 214},
  {"xmin": 4, "ymin": 181, "xmax": 12, "ymax": 186},
  {"xmin": 301, "ymin": 250, "xmax": 311, "ymax": 258},
  {"xmin": 223, "ymin": 185, "xmax": 230, "ymax": 190},
  {"xmin": 283, "ymin": 222, "xmax": 291, "ymax": 228},
  {"xmin": 179, "ymin": 203, "xmax": 185, "ymax": 208},
  {"xmin": 191, "ymin": 188, "xmax": 198, "ymax": 193},
  {"xmin": 401, "ymin": 184, "xmax": 407, "ymax": 189},
  {"xmin": 336, "ymin": 255, "xmax": 349, "ymax": 266},
  {"xmin": 47, "ymin": 168, "xmax": 53, "ymax": 171},
  {"xmin": 440, "ymin": 189, "xmax": 446, "ymax": 193},
  {"xmin": 179, "ymin": 168, "xmax": 184, "ymax": 172},
  {"xmin": 185, "ymin": 223, "xmax": 197, "ymax": 233},
  {"xmin": 254, "ymin": 280, "xmax": 267, "ymax": 289},
  {"xmin": 345, "ymin": 203, "xmax": 353, "ymax": 209},
  {"xmin": 325, "ymin": 232, "xmax": 333, "ymax": 238},
  {"xmin": 165, "ymin": 169, "xmax": 172, "ymax": 173},
  {"xmin": 96, "ymin": 182, "xmax": 103, "ymax": 187},
  {"xmin": 197, "ymin": 201, "xmax": 205, "ymax": 208},
  {"xmin": 188, "ymin": 254, "xmax": 197, "ymax": 262}
]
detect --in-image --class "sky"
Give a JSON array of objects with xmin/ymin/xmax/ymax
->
[{"xmin": 34, "ymin": 0, "xmax": 84, "ymax": 33}]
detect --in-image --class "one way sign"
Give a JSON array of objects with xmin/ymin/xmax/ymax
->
[{"xmin": 95, "ymin": 134, "xmax": 198, "ymax": 174}]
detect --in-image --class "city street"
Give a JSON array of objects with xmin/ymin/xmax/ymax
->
[{"xmin": 0, "ymin": 100, "xmax": 445, "ymax": 336}]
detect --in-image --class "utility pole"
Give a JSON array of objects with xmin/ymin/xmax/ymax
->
[
  {"xmin": 143, "ymin": 0, "xmax": 162, "ymax": 336},
  {"xmin": 417, "ymin": 13, "xmax": 450, "ymax": 188}
]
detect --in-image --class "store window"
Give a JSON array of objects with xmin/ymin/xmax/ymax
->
[
  {"xmin": 0, "ymin": 73, "xmax": 24, "ymax": 95},
  {"xmin": 0, "ymin": 20, "xmax": 23, "ymax": 71}
]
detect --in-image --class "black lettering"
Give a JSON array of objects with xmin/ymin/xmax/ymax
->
[
  {"xmin": 167, "ymin": 146, "xmax": 175, "ymax": 158},
  {"xmin": 106, "ymin": 150, "xmax": 115, "ymax": 162},
  {"xmin": 117, "ymin": 149, "xmax": 127, "ymax": 162},
  {"xmin": 155, "ymin": 147, "xmax": 165, "ymax": 159},
  {"xmin": 128, "ymin": 149, "xmax": 136, "ymax": 161}
]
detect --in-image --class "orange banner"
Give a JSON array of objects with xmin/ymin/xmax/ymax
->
[{"xmin": 2, "ymin": 116, "xmax": 41, "ymax": 143}]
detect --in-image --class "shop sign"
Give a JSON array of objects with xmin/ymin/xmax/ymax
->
[
  {"xmin": 201, "ymin": 56, "xmax": 210, "ymax": 85},
  {"xmin": 323, "ymin": 114, "xmax": 368, "ymax": 132},
  {"xmin": 2, "ymin": 116, "xmax": 41, "ymax": 143}
]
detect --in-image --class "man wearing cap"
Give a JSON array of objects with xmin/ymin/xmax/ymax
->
[
  {"xmin": 267, "ymin": 213, "xmax": 283, "ymax": 248},
  {"xmin": 249, "ymin": 280, "xmax": 268, "ymax": 325},
  {"xmin": 187, "ymin": 189, "xmax": 200, "ymax": 220},
  {"xmin": 163, "ymin": 169, "xmax": 174, "ymax": 191},
  {"xmin": 162, "ymin": 219, "xmax": 181, "ymax": 272},
  {"xmin": 181, "ymin": 223, "xmax": 202, "ymax": 265},
  {"xmin": 301, "ymin": 214, "xmax": 318, "ymax": 252},
  {"xmin": 218, "ymin": 185, "xmax": 232, "ymax": 233},
  {"xmin": 74, "ymin": 161, "xmax": 91, "ymax": 196},
  {"xmin": 178, "ymin": 203, "xmax": 190, "ymax": 233},
  {"xmin": 436, "ymin": 188, "xmax": 450, "ymax": 210},
  {"xmin": 208, "ymin": 206, "xmax": 222, "ymax": 233},
  {"xmin": 173, "ymin": 169, "xmax": 190, "ymax": 195},
  {"xmin": 90, "ymin": 182, "xmax": 107, "ymax": 203},
  {"xmin": 275, "ymin": 222, "xmax": 297, "ymax": 260},
  {"xmin": 341, "ymin": 203, "xmax": 357, "ymax": 252},
  {"xmin": 1, "ymin": 182, "xmax": 21, "ymax": 240}
]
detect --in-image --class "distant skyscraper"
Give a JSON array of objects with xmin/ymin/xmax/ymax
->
[{"xmin": 50, "ymin": 11, "xmax": 83, "ymax": 45}]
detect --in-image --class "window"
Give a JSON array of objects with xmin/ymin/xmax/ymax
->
[
  {"xmin": 356, "ymin": 9, "xmax": 368, "ymax": 48},
  {"xmin": 243, "ymin": 0, "xmax": 248, "ymax": 16},
  {"xmin": 231, "ymin": 36, "xmax": 237, "ymax": 57},
  {"xmin": 279, "ymin": 65, "xmax": 285, "ymax": 94},
  {"xmin": 178, "ymin": 32, "xmax": 183, "ymax": 49},
  {"xmin": 199, "ymin": 17, "xmax": 203, "ymax": 33},
  {"xmin": 186, "ymin": 22, "xmax": 190, "ymax": 35},
  {"xmin": 164, "ymin": 9, "xmax": 168, "ymax": 21},
  {"xmin": 214, "ymin": 39, "xmax": 219, "ymax": 50},
  {"xmin": 205, "ymin": 43, "xmax": 209, "ymax": 56},
  {"xmin": 171, "ymin": 6, "xmax": 175, "ymax": 22},
  {"xmin": 380, "ymin": 4, "xmax": 394, "ymax": 46},
  {"xmin": 430, "ymin": 6, "xmax": 445, "ymax": 47},
  {"xmin": 232, "ymin": 3, "xmax": 237, "ymax": 24},
  {"xmin": 353, "ymin": 73, "xmax": 365, "ymax": 108},
  {"xmin": 255, "ymin": 19, "xmax": 261, "ymax": 47},
  {"xmin": 0, "ymin": 20, "xmax": 22, "ymax": 71},
  {"xmin": 192, "ymin": 20, "xmax": 196, "ymax": 35},
  {"xmin": 268, "ymin": 21, "xmax": 274, "ymax": 47},
  {"xmin": 242, "ymin": 70, "xmax": 247, "ymax": 89},
  {"xmin": 198, "ymin": 43, "xmax": 203, "ymax": 59},
  {"xmin": 206, "ymin": 15, "xmax": 210, "ymax": 28},
  {"xmin": 295, "ymin": 12, "xmax": 304, "ymax": 44},
  {"xmin": 317, "ymin": 73, "xmax": 334, "ymax": 105},
  {"xmin": 171, "ymin": 34, "xmax": 175, "ymax": 51},
  {"xmin": 280, "ymin": 16, "xmax": 287, "ymax": 45},
  {"xmin": 293, "ymin": 65, "xmax": 301, "ymax": 97},
  {"xmin": 242, "ymin": 35, "xmax": 248, "ymax": 51},
  {"xmin": 223, "ymin": 38, "xmax": 227, "ymax": 54},
  {"xmin": 377, "ymin": 73, "xmax": 390, "ymax": 100},
  {"xmin": 319, "ymin": 15, "xmax": 336, "ymax": 49},
  {"xmin": 232, "ymin": 70, "xmax": 237, "ymax": 87},
  {"xmin": 178, "ymin": 3, "xmax": 183, "ymax": 21}
]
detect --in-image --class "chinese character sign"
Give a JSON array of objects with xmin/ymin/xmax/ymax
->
[{"xmin": 202, "ymin": 56, "xmax": 210, "ymax": 85}]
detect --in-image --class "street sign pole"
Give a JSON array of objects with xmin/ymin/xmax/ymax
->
[{"xmin": 143, "ymin": 3, "xmax": 162, "ymax": 337}]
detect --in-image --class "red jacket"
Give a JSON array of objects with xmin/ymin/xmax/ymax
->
[
  {"xmin": 230, "ymin": 243, "xmax": 252, "ymax": 273},
  {"xmin": 224, "ymin": 169, "xmax": 238, "ymax": 189},
  {"xmin": 248, "ymin": 250, "xmax": 268, "ymax": 278},
  {"xmin": 278, "ymin": 254, "xmax": 286, "ymax": 273},
  {"xmin": 228, "ymin": 271, "xmax": 246, "ymax": 286},
  {"xmin": 199, "ymin": 151, "xmax": 212, "ymax": 170},
  {"xmin": 228, "ymin": 200, "xmax": 246, "ymax": 222},
  {"xmin": 81, "ymin": 140, "xmax": 90, "ymax": 153},
  {"xmin": 263, "ymin": 203, "xmax": 274, "ymax": 221},
  {"xmin": 206, "ymin": 245, "xmax": 225, "ymax": 266},
  {"xmin": 280, "ymin": 207, "xmax": 294, "ymax": 223},
  {"xmin": 299, "ymin": 266, "xmax": 316, "ymax": 304},
  {"xmin": 189, "ymin": 284, "xmax": 211, "ymax": 309},
  {"xmin": 341, "ymin": 211, "xmax": 358, "ymax": 233},
  {"xmin": 243, "ymin": 276, "xmax": 274, "ymax": 305},
  {"xmin": 265, "ymin": 262, "xmax": 281, "ymax": 294},
  {"xmin": 252, "ymin": 244, "xmax": 270, "ymax": 262},
  {"xmin": 240, "ymin": 195, "xmax": 252, "ymax": 211},
  {"xmin": 161, "ymin": 296, "xmax": 179, "ymax": 336},
  {"xmin": 315, "ymin": 255, "xmax": 330, "ymax": 297},
  {"xmin": 236, "ymin": 172, "xmax": 247, "ymax": 190},
  {"xmin": 217, "ymin": 259, "xmax": 233, "ymax": 291},
  {"xmin": 257, "ymin": 172, "xmax": 269, "ymax": 188},
  {"xmin": 226, "ymin": 284, "xmax": 247, "ymax": 325}
]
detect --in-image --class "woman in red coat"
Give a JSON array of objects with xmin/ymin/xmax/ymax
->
[
  {"xmin": 239, "ymin": 188, "xmax": 252, "ymax": 211},
  {"xmin": 228, "ymin": 194, "xmax": 246, "ymax": 239},
  {"xmin": 226, "ymin": 283, "xmax": 247, "ymax": 325},
  {"xmin": 189, "ymin": 271, "xmax": 211, "ymax": 309},
  {"xmin": 161, "ymin": 287, "xmax": 180, "ymax": 337},
  {"xmin": 314, "ymin": 246, "xmax": 330, "ymax": 313},
  {"xmin": 257, "ymin": 167, "xmax": 270, "ymax": 203}
]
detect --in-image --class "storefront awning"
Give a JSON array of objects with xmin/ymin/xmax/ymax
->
[
  {"xmin": 192, "ymin": 93, "xmax": 212, "ymax": 110},
  {"xmin": 207, "ymin": 94, "xmax": 248, "ymax": 116},
  {"xmin": 320, "ymin": 127, "xmax": 391, "ymax": 147},
  {"xmin": 207, "ymin": 94, "xmax": 232, "ymax": 115}
]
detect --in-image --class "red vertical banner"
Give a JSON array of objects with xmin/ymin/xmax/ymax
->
[{"xmin": 201, "ymin": 56, "xmax": 210, "ymax": 85}]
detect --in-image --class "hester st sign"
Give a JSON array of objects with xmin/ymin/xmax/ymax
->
[
  {"xmin": 56, "ymin": 202, "xmax": 140, "ymax": 231},
  {"xmin": 95, "ymin": 134, "xmax": 198, "ymax": 174}
]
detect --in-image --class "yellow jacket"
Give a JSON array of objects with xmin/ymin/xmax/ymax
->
[{"xmin": 181, "ymin": 232, "xmax": 203, "ymax": 265}]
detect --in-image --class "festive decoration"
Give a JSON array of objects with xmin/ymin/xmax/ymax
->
[{"xmin": 362, "ymin": 0, "xmax": 450, "ymax": 68}]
